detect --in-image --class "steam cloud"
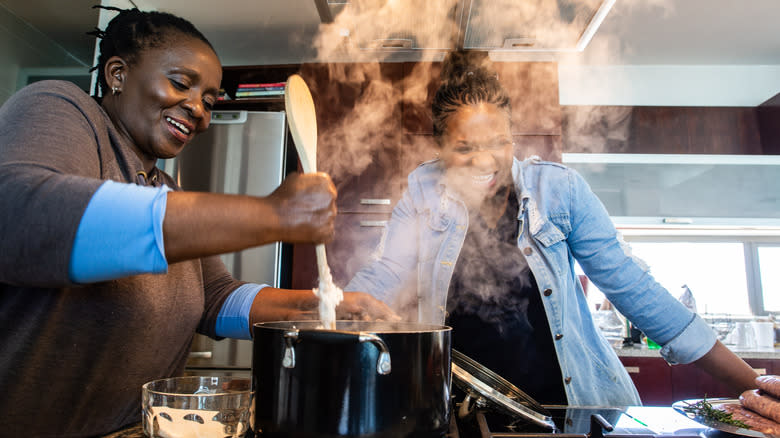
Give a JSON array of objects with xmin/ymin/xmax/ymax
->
[{"xmin": 305, "ymin": 0, "xmax": 675, "ymax": 321}]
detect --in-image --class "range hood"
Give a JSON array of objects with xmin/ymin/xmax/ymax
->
[
  {"xmin": 317, "ymin": 0, "xmax": 615, "ymax": 59},
  {"xmin": 561, "ymin": 153, "xmax": 780, "ymax": 235},
  {"xmin": 319, "ymin": 0, "xmax": 458, "ymax": 54},
  {"xmin": 461, "ymin": 0, "xmax": 616, "ymax": 53}
]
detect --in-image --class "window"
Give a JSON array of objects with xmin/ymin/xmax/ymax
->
[
  {"xmin": 578, "ymin": 236, "xmax": 780, "ymax": 317},
  {"xmin": 758, "ymin": 245, "xmax": 780, "ymax": 312},
  {"xmin": 627, "ymin": 242, "xmax": 749, "ymax": 315}
]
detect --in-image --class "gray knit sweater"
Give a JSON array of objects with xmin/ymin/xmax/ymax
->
[{"xmin": 0, "ymin": 81, "xmax": 242, "ymax": 437}]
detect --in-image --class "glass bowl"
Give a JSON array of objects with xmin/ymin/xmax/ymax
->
[{"xmin": 142, "ymin": 376, "xmax": 252, "ymax": 438}]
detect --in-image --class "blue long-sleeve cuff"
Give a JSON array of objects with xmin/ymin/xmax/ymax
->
[
  {"xmin": 68, "ymin": 180, "xmax": 170, "ymax": 283},
  {"xmin": 216, "ymin": 283, "xmax": 269, "ymax": 339}
]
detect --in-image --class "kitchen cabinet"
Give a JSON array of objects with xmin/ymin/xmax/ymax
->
[
  {"xmin": 620, "ymin": 355, "xmax": 775, "ymax": 406},
  {"xmin": 289, "ymin": 62, "xmax": 406, "ymax": 288},
  {"xmin": 291, "ymin": 212, "xmax": 390, "ymax": 290},
  {"xmin": 400, "ymin": 62, "xmax": 442, "ymax": 136},
  {"xmin": 561, "ymin": 153, "xmax": 780, "ymax": 228},
  {"xmin": 332, "ymin": 213, "xmax": 391, "ymax": 287},
  {"xmin": 498, "ymin": 62, "xmax": 561, "ymax": 137},
  {"xmin": 298, "ymin": 62, "xmax": 406, "ymax": 212},
  {"xmin": 758, "ymin": 93, "xmax": 780, "ymax": 155},
  {"xmin": 620, "ymin": 356, "xmax": 674, "ymax": 406},
  {"xmin": 562, "ymin": 105, "xmax": 764, "ymax": 155}
]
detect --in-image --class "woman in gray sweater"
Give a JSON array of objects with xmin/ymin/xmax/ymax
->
[{"xmin": 0, "ymin": 7, "xmax": 394, "ymax": 437}]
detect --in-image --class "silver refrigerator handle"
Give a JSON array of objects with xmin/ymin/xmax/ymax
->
[
  {"xmin": 188, "ymin": 351, "xmax": 213, "ymax": 359},
  {"xmin": 210, "ymin": 111, "xmax": 248, "ymax": 124}
]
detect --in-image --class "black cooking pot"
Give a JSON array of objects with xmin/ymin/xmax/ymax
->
[{"xmin": 251, "ymin": 321, "xmax": 452, "ymax": 438}]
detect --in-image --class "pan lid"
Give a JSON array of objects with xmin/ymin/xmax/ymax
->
[{"xmin": 451, "ymin": 349, "xmax": 557, "ymax": 430}]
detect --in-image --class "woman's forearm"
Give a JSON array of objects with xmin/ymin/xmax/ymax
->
[
  {"xmin": 163, "ymin": 191, "xmax": 286, "ymax": 263},
  {"xmin": 162, "ymin": 172, "xmax": 337, "ymax": 264},
  {"xmin": 693, "ymin": 340, "xmax": 759, "ymax": 394}
]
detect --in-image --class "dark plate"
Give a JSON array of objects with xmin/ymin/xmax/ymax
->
[{"xmin": 673, "ymin": 398, "xmax": 780, "ymax": 438}]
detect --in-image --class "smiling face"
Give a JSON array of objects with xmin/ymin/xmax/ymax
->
[
  {"xmin": 103, "ymin": 34, "xmax": 222, "ymax": 168},
  {"xmin": 439, "ymin": 102, "xmax": 514, "ymax": 209}
]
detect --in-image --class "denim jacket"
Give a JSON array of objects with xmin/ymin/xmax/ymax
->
[{"xmin": 347, "ymin": 157, "xmax": 717, "ymax": 406}]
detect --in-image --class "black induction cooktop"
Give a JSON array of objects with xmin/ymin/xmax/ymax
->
[{"xmin": 451, "ymin": 405, "xmax": 724, "ymax": 438}]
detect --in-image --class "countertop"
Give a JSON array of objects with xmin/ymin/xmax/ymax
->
[
  {"xmin": 614, "ymin": 343, "xmax": 780, "ymax": 359},
  {"xmin": 101, "ymin": 422, "xmax": 143, "ymax": 438}
]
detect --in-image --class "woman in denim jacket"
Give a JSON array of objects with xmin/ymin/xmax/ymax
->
[{"xmin": 346, "ymin": 51, "xmax": 757, "ymax": 406}]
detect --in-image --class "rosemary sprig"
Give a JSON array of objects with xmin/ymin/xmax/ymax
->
[{"xmin": 682, "ymin": 398, "xmax": 751, "ymax": 430}]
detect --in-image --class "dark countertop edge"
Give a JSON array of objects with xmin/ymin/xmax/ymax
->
[{"xmin": 614, "ymin": 345, "xmax": 780, "ymax": 360}]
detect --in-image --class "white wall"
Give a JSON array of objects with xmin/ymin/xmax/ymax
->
[
  {"xmin": 558, "ymin": 64, "xmax": 780, "ymax": 107},
  {"xmin": 0, "ymin": 4, "xmax": 87, "ymax": 106},
  {"xmin": 89, "ymin": 0, "xmax": 138, "ymax": 96}
]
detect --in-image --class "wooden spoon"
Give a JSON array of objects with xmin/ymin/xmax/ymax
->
[{"xmin": 284, "ymin": 74, "xmax": 342, "ymax": 329}]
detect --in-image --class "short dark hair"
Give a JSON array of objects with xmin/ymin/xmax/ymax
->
[
  {"xmin": 88, "ymin": 6, "xmax": 216, "ymax": 96},
  {"xmin": 431, "ymin": 51, "xmax": 511, "ymax": 141}
]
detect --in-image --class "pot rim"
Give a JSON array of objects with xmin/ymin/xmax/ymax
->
[{"xmin": 253, "ymin": 320, "xmax": 452, "ymax": 334}]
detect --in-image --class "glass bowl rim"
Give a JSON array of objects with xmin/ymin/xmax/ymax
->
[{"xmin": 142, "ymin": 376, "xmax": 251, "ymax": 397}]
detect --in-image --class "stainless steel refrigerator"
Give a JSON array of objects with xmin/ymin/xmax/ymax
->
[{"xmin": 159, "ymin": 110, "xmax": 294, "ymax": 376}]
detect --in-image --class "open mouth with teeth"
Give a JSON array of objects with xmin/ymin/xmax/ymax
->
[
  {"xmin": 471, "ymin": 172, "xmax": 497, "ymax": 188},
  {"xmin": 165, "ymin": 116, "xmax": 191, "ymax": 142}
]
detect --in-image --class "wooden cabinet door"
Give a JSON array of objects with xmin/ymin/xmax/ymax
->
[
  {"xmin": 401, "ymin": 62, "xmax": 442, "ymax": 136},
  {"xmin": 620, "ymin": 356, "xmax": 675, "ymax": 405},
  {"xmin": 298, "ymin": 62, "xmax": 406, "ymax": 212},
  {"xmin": 563, "ymin": 105, "xmax": 763, "ymax": 155},
  {"xmin": 328, "ymin": 213, "xmax": 390, "ymax": 287},
  {"xmin": 291, "ymin": 213, "xmax": 390, "ymax": 290},
  {"xmin": 495, "ymin": 62, "xmax": 561, "ymax": 136},
  {"xmin": 685, "ymin": 107, "xmax": 762, "ymax": 154},
  {"xmin": 618, "ymin": 356, "xmax": 777, "ymax": 407},
  {"xmin": 291, "ymin": 63, "xmax": 403, "ymax": 289},
  {"xmin": 758, "ymin": 93, "xmax": 780, "ymax": 154}
]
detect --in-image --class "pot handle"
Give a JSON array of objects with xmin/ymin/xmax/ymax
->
[{"xmin": 282, "ymin": 330, "xmax": 392, "ymax": 375}]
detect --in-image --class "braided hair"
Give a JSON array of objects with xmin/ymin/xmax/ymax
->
[
  {"xmin": 87, "ymin": 6, "xmax": 215, "ymax": 97},
  {"xmin": 431, "ymin": 51, "xmax": 511, "ymax": 142}
]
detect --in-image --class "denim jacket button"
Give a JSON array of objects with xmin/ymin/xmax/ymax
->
[
  {"xmin": 554, "ymin": 333, "xmax": 563, "ymax": 340},
  {"xmin": 523, "ymin": 247, "xmax": 533, "ymax": 256},
  {"xmin": 543, "ymin": 288, "xmax": 552, "ymax": 296},
  {"xmin": 565, "ymin": 377, "xmax": 572, "ymax": 384}
]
